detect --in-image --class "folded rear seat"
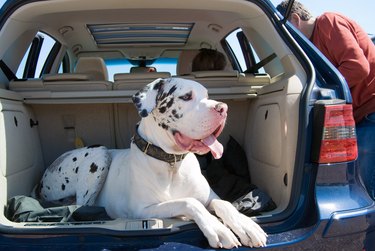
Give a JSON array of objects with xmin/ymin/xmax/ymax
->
[
  {"xmin": 9, "ymin": 57, "xmax": 112, "ymax": 92},
  {"xmin": 185, "ymin": 70, "xmax": 270, "ymax": 86},
  {"xmin": 176, "ymin": 49, "xmax": 270, "ymax": 90}
]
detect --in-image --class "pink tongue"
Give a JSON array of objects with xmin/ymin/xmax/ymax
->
[{"xmin": 202, "ymin": 134, "xmax": 223, "ymax": 159}]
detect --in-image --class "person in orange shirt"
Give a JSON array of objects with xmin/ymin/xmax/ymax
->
[{"xmin": 276, "ymin": 1, "xmax": 375, "ymax": 199}]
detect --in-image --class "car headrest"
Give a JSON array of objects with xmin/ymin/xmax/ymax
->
[{"xmin": 75, "ymin": 57, "xmax": 109, "ymax": 81}]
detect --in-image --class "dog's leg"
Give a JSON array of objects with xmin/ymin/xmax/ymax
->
[
  {"xmin": 141, "ymin": 198, "xmax": 241, "ymax": 249},
  {"xmin": 208, "ymin": 199, "xmax": 267, "ymax": 247},
  {"xmin": 76, "ymin": 146, "xmax": 111, "ymax": 205}
]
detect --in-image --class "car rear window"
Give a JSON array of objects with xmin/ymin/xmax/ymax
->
[{"xmin": 105, "ymin": 58, "xmax": 177, "ymax": 81}]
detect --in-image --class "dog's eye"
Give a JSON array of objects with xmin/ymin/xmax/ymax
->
[{"xmin": 179, "ymin": 91, "xmax": 192, "ymax": 101}]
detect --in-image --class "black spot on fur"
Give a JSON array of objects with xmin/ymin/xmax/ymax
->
[
  {"xmin": 85, "ymin": 153, "xmax": 89, "ymax": 157},
  {"xmin": 58, "ymin": 167, "xmax": 62, "ymax": 172},
  {"xmin": 72, "ymin": 157, "xmax": 77, "ymax": 162},
  {"xmin": 167, "ymin": 85, "xmax": 177, "ymax": 95},
  {"xmin": 75, "ymin": 167, "xmax": 79, "ymax": 173},
  {"xmin": 159, "ymin": 99, "xmax": 167, "ymax": 106},
  {"xmin": 47, "ymin": 186, "xmax": 51, "ymax": 190},
  {"xmin": 153, "ymin": 79, "xmax": 164, "ymax": 90},
  {"xmin": 65, "ymin": 177, "xmax": 69, "ymax": 183},
  {"xmin": 135, "ymin": 103, "xmax": 142, "ymax": 110},
  {"xmin": 132, "ymin": 96, "xmax": 141, "ymax": 104},
  {"xmin": 90, "ymin": 163, "xmax": 98, "ymax": 173},
  {"xmin": 84, "ymin": 190, "xmax": 89, "ymax": 197},
  {"xmin": 158, "ymin": 106, "xmax": 167, "ymax": 114},
  {"xmin": 61, "ymin": 184, "xmax": 65, "ymax": 191},
  {"xmin": 159, "ymin": 123, "xmax": 169, "ymax": 130},
  {"xmin": 166, "ymin": 98, "xmax": 174, "ymax": 108},
  {"xmin": 158, "ymin": 92, "xmax": 168, "ymax": 102}
]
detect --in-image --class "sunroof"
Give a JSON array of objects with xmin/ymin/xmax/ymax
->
[{"xmin": 87, "ymin": 23, "xmax": 194, "ymax": 46}]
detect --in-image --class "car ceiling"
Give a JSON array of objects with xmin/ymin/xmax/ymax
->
[{"xmin": 5, "ymin": 0, "xmax": 266, "ymax": 60}]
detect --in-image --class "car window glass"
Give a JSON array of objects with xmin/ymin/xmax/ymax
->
[
  {"xmin": 16, "ymin": 32, "xmax": 57, "ymax": 78},
  {"xmin": 58, "ymin": 62, "xmax": 63, "ymax": 73},
  {"xmin": 152, "ymin": 58, "xmax": 177, "ymax": 75},
  {"xmin": 225, "ymin": 28, "xmax": 265, "ymax": 73},
  {"xmin": 106, "ymin": 58, "xmax": 177, "ymax": 81},
  {"xmin": 57, "ymin": 53, "xmax": 70, "ymax": 73}
]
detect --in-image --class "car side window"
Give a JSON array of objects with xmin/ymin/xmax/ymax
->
[
  {"xmin": 58, "ymin": 53, "xmax": 70, "ymax": 74},
  {"xmin": 224, "ymin": 28, "xmax": 265, "ymax": 73},
  {"xmin": 16, "ymin": 31, "xmax": 60, "ymax": 79}
]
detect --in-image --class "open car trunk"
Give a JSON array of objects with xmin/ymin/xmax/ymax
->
[{"xmin": 0, "ymin": 63, "xmax": 305, "ymax": 232}]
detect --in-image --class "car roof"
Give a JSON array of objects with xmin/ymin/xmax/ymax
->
[{"xmin": 1, "ymin": 0, "xmax": 273, "ymax": 61}]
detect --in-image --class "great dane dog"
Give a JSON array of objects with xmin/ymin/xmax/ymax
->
[{"xmin": 36, "ymin": 78, "xmax": 267, "ymax": 248}]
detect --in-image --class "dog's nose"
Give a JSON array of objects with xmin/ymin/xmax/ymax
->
[{"xmin": 214, "ymin": 102, "xmax": 228, "ymax": 115}]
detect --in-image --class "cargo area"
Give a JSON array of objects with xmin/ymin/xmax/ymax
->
[
  {"xmin": 0, "ymin": 60, "xmax": 305, "ymax": 230},
  {"xmin": 0, "ymin": 0, "xmax": 312, "ymax": 236}
]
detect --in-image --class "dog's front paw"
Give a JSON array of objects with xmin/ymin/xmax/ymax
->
[
  {"xmin": 210, "ymin": 199, "xmax": 267, "ymax": 247},
  {"xmin": 202, "ymin": 214, "xmax": 241, "ymax": 249},
  {"xmin": 230, "ymin": 213, "xmax": 267, "ymax": 247}
]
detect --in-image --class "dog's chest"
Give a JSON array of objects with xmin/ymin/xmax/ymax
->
[
  {"xmin": 141, "ymin": 165, "xmax": 186, "ymax": 198},
  {"xmin": 135, "ymin": 159, "xmax": 196, "ymax": 200}
]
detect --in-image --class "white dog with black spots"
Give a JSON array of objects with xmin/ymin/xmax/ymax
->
[{"xmin": 36, "ymin": 78, "xmax": 267, "ymax": 249}]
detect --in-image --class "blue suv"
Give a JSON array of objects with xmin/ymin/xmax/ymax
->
[{"xmin": 0, "ymin": 0, "xmax": 373, "ymax": 250}]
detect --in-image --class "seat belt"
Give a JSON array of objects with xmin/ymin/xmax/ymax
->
[
  {"xmin": 0, "ymin": 60, "xmax": 18, "ymax": 81},
  {"xmin": 244, "ymin": 53, "xmax": 277, "ymax": 74}
]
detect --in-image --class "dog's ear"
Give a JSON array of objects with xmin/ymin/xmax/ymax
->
[{"xmin": 132, "ymin": 78, "xmax": 164, "ymax": 117}]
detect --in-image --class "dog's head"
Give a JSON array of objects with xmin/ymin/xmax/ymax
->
[{"xmin": 132, "ymin": 78, "xmax": 227, "ymax": 159}]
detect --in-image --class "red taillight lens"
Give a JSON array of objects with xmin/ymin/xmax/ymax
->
[{"xmin": 312, "ymin": 103, "xmax": 358, "ymax": 163}]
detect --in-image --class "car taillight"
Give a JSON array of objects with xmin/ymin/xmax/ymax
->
[{"xmin": 311, "ymin": 101, "xmax": 358, "ymax": 163}]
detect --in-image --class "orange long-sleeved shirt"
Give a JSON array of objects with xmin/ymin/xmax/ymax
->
[{"xmin": 311, "ymin": 12, "xmax": 375, "ymax": 123}]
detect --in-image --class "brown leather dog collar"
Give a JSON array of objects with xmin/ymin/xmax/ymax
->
[{"xmin": 132, "ymin": 126, "xmax": 187, "ymax": 166}]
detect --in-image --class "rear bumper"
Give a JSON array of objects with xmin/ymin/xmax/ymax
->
[
  {"xmin": 265, "ymin": 204, "xmax": 375, "ymax": 251},
  {"xmin": 264, "ymin": 160, "xmax": 375, "ymax": 250}
]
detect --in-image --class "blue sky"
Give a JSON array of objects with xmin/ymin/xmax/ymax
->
[{"xmin": 270, "ymin": 0, "xmax": 374, "ymax": 35}]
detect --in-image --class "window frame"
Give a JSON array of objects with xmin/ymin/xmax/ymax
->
[
  {"xmin": 222, "ymin": 28, "xmax": 265, "ymax": 74},
  {"xmin": 40, "ymin": 41, "xmax": 62, "ymax": 77},
  {"xmin": 16, "ymin": 31, "xmax": 63, "ymax": 79},
  {"xmin": 22, "ymin": 34, "xmax": 44, "ymax": 78}
]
